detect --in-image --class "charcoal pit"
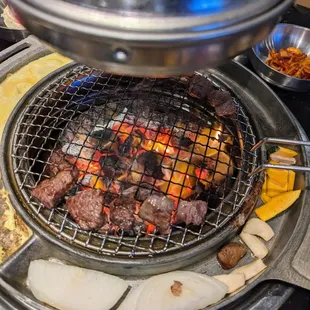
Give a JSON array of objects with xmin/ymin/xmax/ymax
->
[{"xmin": 4, "ymin": 64, "xmax": 257, "ymax": 261}]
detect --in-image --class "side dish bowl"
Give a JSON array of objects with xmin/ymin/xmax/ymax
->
[{"xmin": 249, "ymin": 23, "xmax": 310, "ymax": 92}]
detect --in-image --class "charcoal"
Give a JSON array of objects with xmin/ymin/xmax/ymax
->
[
  {"xmin": 91, "ymin": 128, "xmax": 114, "ymax": 141},
  {"xmin": 32, "ymin": 168, "xmax": 79, "ymax": 209},
  {"xmin": 100, "ymin": 154, "xmax": 130, "ymax": 181},
  {"xmin": 61, "ymin": 133, "xmax": 99, "ymax": 160},
  {"xmin": 179, "ymin": 137, "xmax": 194, "ymax": 148},
  {"xmin": 122, "ymin": 185, "xmax": 153, "ymax": 201},
  {"xmin": 137, "ymin": 151, "xmax": 164, "ymax": 179},
  {"xmin": 100, "ymin": 155, "xmax": 118, "ymax": 179},
  {"xmin": 118, "ymin": 135, "xmax": 134, "ymax": 156}
]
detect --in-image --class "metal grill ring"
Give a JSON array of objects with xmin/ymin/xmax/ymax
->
[{"xmin": 8, "ymin": 65, "xmax": 257, "ymax": 257}]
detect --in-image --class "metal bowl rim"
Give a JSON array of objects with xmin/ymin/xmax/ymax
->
[
  {"xmin": 251, "ymin": 23, "xmax": 310, "ymax": 83},
  {"xmin": 9, "ymin": 0, "xmax": 293, "ymax": 41}
]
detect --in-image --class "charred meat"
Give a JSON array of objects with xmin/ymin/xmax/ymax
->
[
  {"xmin": 44, "ymin": 149, "xmax": 72, "ymax": 177},
  {"xmin": 208, "ymin": 90, "xmax": 231, "ymax": 107},
  {"xmin": 188, "ymin": 74, "xmax": 236, "ymax": 117},
  {"xmin": 214, "ymin": 99, "xmax": 236, "ymax": 117},
  {"xmin": 217, "ymin": 242, "xmax": 247, "ymax": 270},
  {"xmin": 138, "ymin": 194, "xmax": 174, "ymax": 233},
  {"xmin": 32, "ymin": 168, "xmax": 79, "ymax": 209},
  {"xmin": 175, "ymin": 200, "xmax": 208, "ymax": 226},
  {"xmin": 66, "ymin": 189, "xmax": 106, "ymax": 230},
  {"xmin": 188, "ymin": 75, "xmax": 213, "ymax": 99},
  {"xmin": 208, "ymin": 90, "xmax": 236, "ymax": 117},
  {"xmin": 109, "ymin": 197, "xmax": 136, "ymax": 231}
]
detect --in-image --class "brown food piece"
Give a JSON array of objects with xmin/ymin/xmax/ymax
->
[
  {"xmin": 188, "ymin": 75, "xmax": 214, "ymax": 99},
  {"xmin": 214, "ymin": 99, "xmax": 236, "ymax": 117},
  {"xmin": 32, "ymin": 168, "xmax": 78, "ymax": 209},
  {"xmin": 208, "ymin": 90, "xmax": 231, "ymax": 107},
  {"xmin": 44, "ymin": 149, "xmax": 72, "ymax": 176},
  {"xmin": 110, "ymin": 197, "xmax": 136, "ymax": 231},
  {"xmin": 66, "ymin": 189, "xmax": 106, "ymax": 230},
  {"xmin": 217, "ymin": 242, "xmax": 247, "ymax": 270},
  {"xmin": 175, "ymin": 200, "xmax": 208, "ymax": 226},
  {"xmin": 208, "ymin": 90, "xmax": 236, "ymax": 117},
  {"xmin": 138, "ymin": 194, "xmax": 174, "ymax": 234},
  {"xmin": 171, "ymin": 281, "xmax": 183, "ymax": 297}
]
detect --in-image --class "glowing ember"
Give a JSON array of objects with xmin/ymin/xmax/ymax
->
[{"xmin": 60, "ymin": 109, "xmax": 234, "ymax": 235}]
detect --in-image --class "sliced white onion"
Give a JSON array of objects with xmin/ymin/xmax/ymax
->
[
  {"xmin": 28, "ymin": 260, "xmax": 128, "ymax": 310},
  {"xmin": 118, "ymin": 280, "xmax": 150, "ymax": 310},
  {"xmin": 242, "ymin": 218, "xmax": 275, "ymax": 241},
  {"xmin": 231, "ymin": 259, "xmax": 267, "ymax": 280},
  {"xmin": 240, "ymin": 232, "xmax": 268, "ymax": 259},
  {"xmin": 120, "ymin": 271, "xmax": 227, "ymax": 310},
  {"xmin": 213, "ymin": 273, "xmax": 245, "ymax": 293}
]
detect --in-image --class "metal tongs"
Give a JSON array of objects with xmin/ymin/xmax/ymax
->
[{"xmin": 249, "ymin": 137, "xmax": 310, "ymax": 177}]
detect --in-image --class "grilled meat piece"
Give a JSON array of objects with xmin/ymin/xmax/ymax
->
[
  {"xmin": 175, "ymin": 200, "xmax": 208, "ymax": 226},
  {"xmin": 139, "ymin": 194, "xmax": 174, "ymax": 234},
  {"xmin": 208, "ymin": 90, "xmax": 231, "ymax": 107},
  {"xmin": 217, "ymin": 242, "xmax": 247, "ymax": 270},
  {"xmin": 214, "ymin": 99, "xmax": 237, "ymax": 117},
  {"xmin": 66, "ymin": 189, "xmax": 106, "ymax": 230},
  {"xmin": 110, "ymin": 197, "xmax": 136, "ymax": 231},
  {"xmin": 188, "ymin": 75, "xmax": 213, "ymax": 99},
  {"xmin": 32, "ymin": 168, "xmax": 79, "ymax": 209},
  {"xmin": 208, "ymin": 90, "xmax": 236, "ymax": 117},
  {"xmin": 44, "ymin": 149, "xmax": 72, "ymax": 177}
]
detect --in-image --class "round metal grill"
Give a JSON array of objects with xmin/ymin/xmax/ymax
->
[{"xmin": 10, "ymin": 64, "xmax": 257, "ymax": 257}]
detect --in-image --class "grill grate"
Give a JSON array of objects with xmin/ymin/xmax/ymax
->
[{"xmin": 11, "ymin": 65, "xmax": 257, "ymax": 257}]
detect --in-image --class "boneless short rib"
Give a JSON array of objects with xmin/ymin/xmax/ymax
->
[
  {"xmin": 175, "ymin": 200, "xmax": 208, "ymax": 226},
  {"xmin": 188, "ymin": 74, "xmax": 236, "ymax": 117},
  {"xmin": 32, "ymin": 168, "xmax": 78, "ymax": 209},
  {"xmin": 66, "ymin": 189, "xmax": 107, "ymax": 230},
  {"xmin": 138, "ymin": 194, "xmax": 174, "ymax": 234},
  {"xmin": 109, "ymin": 197, "xmax": 136, "ymax": 231}
]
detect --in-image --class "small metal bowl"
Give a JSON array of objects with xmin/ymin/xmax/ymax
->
[{"xmin": 249, "ymin": 23, "xmax": 310, "ymax": 92}]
